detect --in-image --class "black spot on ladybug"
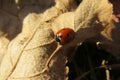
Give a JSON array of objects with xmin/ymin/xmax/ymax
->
[{"xmin": 67, "ymin": 33, "xmax": 70, "ymax": 37}]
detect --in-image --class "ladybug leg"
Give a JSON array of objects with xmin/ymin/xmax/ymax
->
[{"xmin": 45, "ymin": 45, "xmax": 62, "ymax": 69}]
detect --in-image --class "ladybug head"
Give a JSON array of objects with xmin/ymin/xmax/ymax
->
[{"xmin": 55, "ymin": 33, "xmax": 62, "ymax": 44}]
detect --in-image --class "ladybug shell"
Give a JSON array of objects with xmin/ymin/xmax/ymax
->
[{"xmin": 55, "ymin": 28, "xmax": 75, "ymax": 45}]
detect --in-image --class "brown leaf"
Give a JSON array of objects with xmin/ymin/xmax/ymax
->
[
  {"xmin": 0, "ymin": 36, "xmax": 9, "ymax": 64},
  {"xmin": 0, "ymin": 0, "xmax": 113, "ymax": 80}
]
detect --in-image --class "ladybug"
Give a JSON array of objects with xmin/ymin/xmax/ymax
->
[
  {"xmin": 55, "ymin": 28, "xmax": 75, "ymax": 45},
  {"xmin": 44, "ymin": 28, "xmax": 75, "ymax": 69}
]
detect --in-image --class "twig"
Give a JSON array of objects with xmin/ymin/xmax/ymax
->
[{"xmin": 75, "ymin": 64, "xmax": 120, "ymax": 80}]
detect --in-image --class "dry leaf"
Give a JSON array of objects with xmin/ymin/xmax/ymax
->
[
  {"xmin": 0, "ymin": 0, "xmax": 112, "ymax": 80},
  {"xmin": 94, "ymin": 0, "xmax": 120, "ymax": 59},
  {"xmin": 0, "ymin": 36, "xmax": 9, "ymax": 64}
]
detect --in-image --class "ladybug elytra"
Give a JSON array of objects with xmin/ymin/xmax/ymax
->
[{"xmin": 55, "ymin": 28, "xmax": 75, "ymax": 45}]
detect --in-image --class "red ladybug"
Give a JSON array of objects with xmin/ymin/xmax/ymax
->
[{"xmin": 55, "ymin": 28, "xmax": 75, "ymax": 45}]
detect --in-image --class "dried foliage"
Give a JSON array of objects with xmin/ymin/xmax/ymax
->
[{"xmin": 0, "ymin": 0, "xmax": 116, "ymax": 80}]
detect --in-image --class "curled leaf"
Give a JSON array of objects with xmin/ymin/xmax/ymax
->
[{"xmin": 0, "ymin": 0, "xmax": 113, "ymax": 80}]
